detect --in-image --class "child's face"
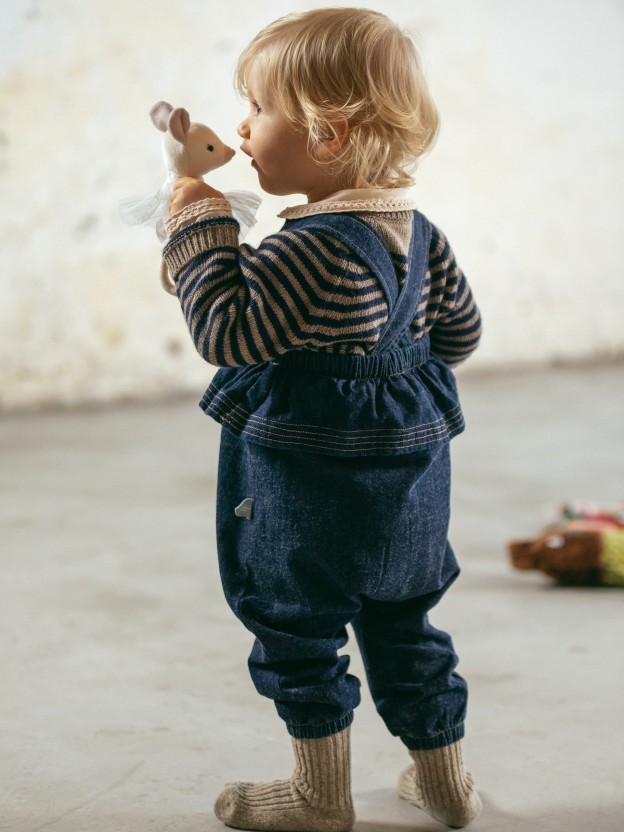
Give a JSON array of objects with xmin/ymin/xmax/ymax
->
[{"xmin": 237, "ymin": 63, "xmax": 340, "ymax": 203}]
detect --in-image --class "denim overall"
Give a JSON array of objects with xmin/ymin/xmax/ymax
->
[{"xmin": 214, "ymin": 212, "xmax": 468, "ymax": 751}]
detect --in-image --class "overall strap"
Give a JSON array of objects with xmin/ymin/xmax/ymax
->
[
  {"xmin": 374, "ymin": 210, "xmax": 432, "ymax": 352},
  {"xmin": 288, "ymin": 212, "xmax": 431, "ymax": 354},
  {"xmin": 278, "ymin": 212, "xmax": 432, "ymax": 378},
  {"xmin": 290, "ymin": 213, "xmax": 401, "ymax": 321}
]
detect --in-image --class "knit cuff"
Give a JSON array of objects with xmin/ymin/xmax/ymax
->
[
  {"xmin": 292, "ymin": 726, "xmax": 352, "ymax": 811},
  {"xmin": 166, "ymin": 197, "xmax": 234, "ymax": 238},
  {"xmin": 163, "ymin": 217, "xmax": 240, "ymax": 281}
]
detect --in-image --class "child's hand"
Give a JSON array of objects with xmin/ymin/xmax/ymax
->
[{"xmin": 170, "ymin": 177, "xmax": 225, "ymax": 216}]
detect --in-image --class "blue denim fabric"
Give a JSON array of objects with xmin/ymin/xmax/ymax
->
[
  {"xmin": 213, "ymin": 212, "xmax": 468, "ymax": 750},
  {"xmin": 217, "ymin": 431, "xmax": 467, "ymax": 749},
  {"xmin": 200, "ymin": 212, "xmax": 465, "ymax": 457}
]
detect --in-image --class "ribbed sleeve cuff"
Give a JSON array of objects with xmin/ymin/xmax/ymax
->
[
  {"xmin": 166, "ymin": 198, "xmax": 234, "ymax": 238},
  {"xmin": 163, "ymin": 217, "xmax": 240, "ymax": 280}
]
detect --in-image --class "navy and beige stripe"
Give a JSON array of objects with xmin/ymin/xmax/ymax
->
[{"xmin": 164, "ymin": 210, "xmax": 481, "ymax": 368}]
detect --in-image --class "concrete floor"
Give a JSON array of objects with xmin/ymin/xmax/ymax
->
[{"xmin": 1, "ymin": 364, "xmax": 623, "ymax": 832}]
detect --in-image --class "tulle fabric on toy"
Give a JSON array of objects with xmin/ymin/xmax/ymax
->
[{"xmin": 119, "ymin": 185, "xmax": 261, "ymax": 242}]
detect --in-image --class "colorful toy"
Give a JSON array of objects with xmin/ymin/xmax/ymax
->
[
  {"xmin": 508, "ymin": 501, "xmax": 624, "ymax": 586},
  {"xmin": 120, "ymin": 100, "xmax": 260, "ymax": 289}
]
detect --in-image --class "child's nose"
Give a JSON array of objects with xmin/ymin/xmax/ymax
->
[{"xmin": 237, "ymin": 119, "xmax": 250, "ymax": 139}]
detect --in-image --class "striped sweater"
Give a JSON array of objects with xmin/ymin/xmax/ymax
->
[{"xmin": 163, "ymin": 189, "xmax": 481, "ymax": 369}]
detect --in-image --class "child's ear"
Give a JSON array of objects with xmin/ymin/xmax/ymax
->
[{"xmin": 316, "ymin": 113, "xmax": 349, "ymax": 160}]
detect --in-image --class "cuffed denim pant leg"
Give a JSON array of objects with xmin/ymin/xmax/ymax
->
[
  {"xmin": 216, "ymin": 428, "xmax": 467, "ymax": 747},
  {"xmin": 352, "ymin": 573, "xmax": 467, "ymax": 750}
]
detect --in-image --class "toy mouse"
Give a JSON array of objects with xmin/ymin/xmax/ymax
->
[
  {"xmin": 120, "ymin": 101, "xmax": 261, "ymax": 290},
  {"xmin": 508, "ymin": 501, "xmax": 624, "ymax": 587},
  {"xmin": 150, "ymin": 100, "xmax": 235, "ymax": 185}
]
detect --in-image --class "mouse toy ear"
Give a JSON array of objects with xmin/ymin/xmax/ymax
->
[
  {"xmin": 167, "ymin": 107, "xmax": 191, "ymax": 144},
  {"xmin": 150, "ymin": 101, "xmax": 174, "ymax": 132}
]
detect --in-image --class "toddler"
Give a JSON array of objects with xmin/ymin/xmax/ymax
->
[{"xmin": 165, "ymin": 7, "xmax": 482, "ymax": 831}]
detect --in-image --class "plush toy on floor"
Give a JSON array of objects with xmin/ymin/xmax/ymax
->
[
  {"xmin": 119, "ymin": 100, "xmax": 260, "ymax": 290},
  {"xmin": 508, "ymin": 501, "xmax": 624, "ymax": 586}
]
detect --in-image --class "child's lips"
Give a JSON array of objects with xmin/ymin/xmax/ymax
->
[
  {"xmin": 241, "ymin": 146, "xmax": 257, "ymax": 168},
  {"xmin": 240, "ymin": 146, "xmax": 258, "ymax": 170}
]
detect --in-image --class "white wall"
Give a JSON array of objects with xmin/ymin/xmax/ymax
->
[{"xmin": 1, "ymin": 0, "xmax": 623, "ymax": 409}]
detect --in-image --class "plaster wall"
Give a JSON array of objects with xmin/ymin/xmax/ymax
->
[{"xmin": 1, "ymin": 0, "xmax": 623, "ymax": 409}]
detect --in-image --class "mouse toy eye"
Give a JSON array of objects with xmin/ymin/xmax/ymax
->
[{"xmin": 207, "ymin": 144, "xmax": 214, "ymax": 151}]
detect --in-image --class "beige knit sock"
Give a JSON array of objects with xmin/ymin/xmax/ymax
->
[
  {"xmin": 398, "ymin": 740, "xmax": 482, "ymax": 828},
  {"xmin": 214, "ymin": 726, "xmax": 355, "ymax": 831}
]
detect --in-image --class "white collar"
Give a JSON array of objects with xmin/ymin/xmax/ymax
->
[{"xmin": 278, "ymin": 187, "xmax": 417, "ymax": 220}]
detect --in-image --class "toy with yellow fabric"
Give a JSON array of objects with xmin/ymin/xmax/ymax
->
[{"xmin": 508, "ymin": 502, "xmax": 624, "ymax": 586}]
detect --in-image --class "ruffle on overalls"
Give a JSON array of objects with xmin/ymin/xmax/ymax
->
[{"xmin": 199, "ymin": 212, "xmax": 465, "ymax": 457}]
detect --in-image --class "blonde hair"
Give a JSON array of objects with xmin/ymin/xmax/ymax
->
[{"xmin": 235, "ymin": 7, "xmax": 439, "ymax": 189}]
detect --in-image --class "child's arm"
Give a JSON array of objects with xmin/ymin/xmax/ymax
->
[
  {"xmin": 424, "ymin": 226, "xmax": 482, "ymax": 367},
  {"xmin": 170, "ymin": 177, "xmax": 224, "ymax": 212},
  {"xmin": 163, "ymin": 211, "xmax": 388, "ymax": 367}
]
